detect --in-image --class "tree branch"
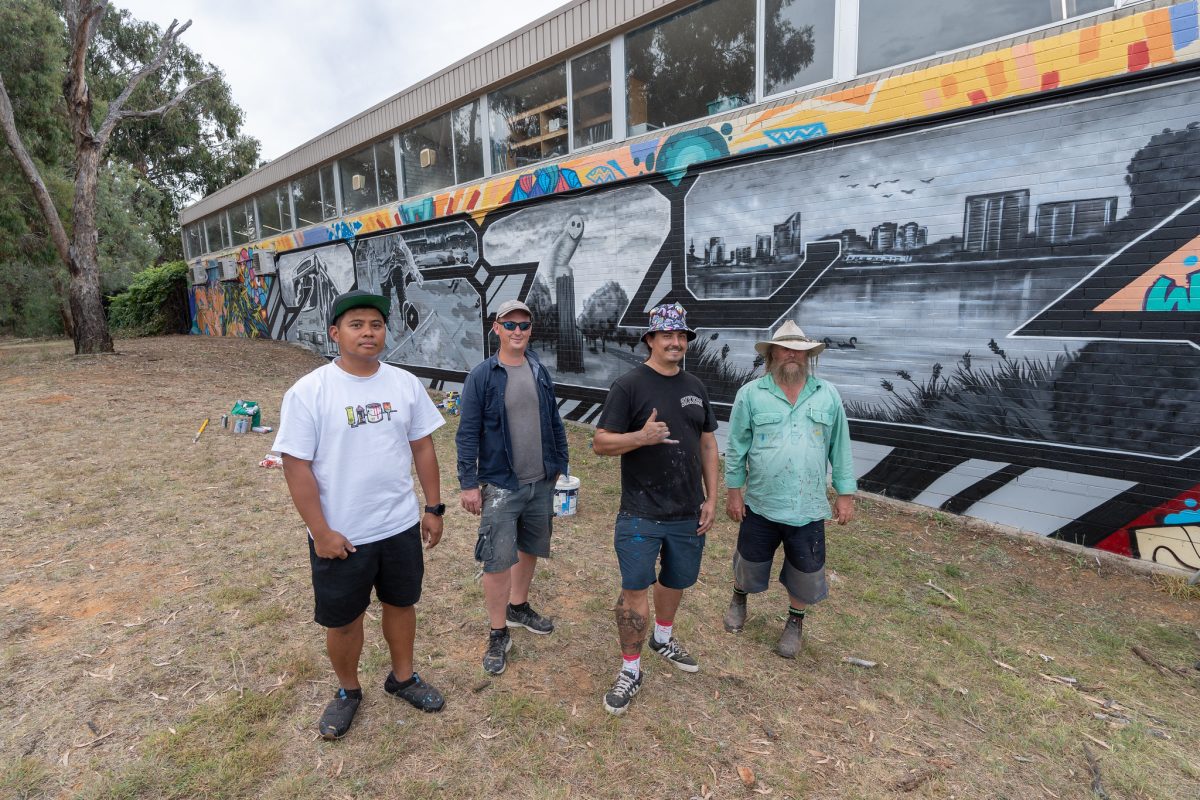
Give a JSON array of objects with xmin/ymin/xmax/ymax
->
[
  {"xmin": 96, "ymin": 18, "xmax": 194, "ymax": 147},
  {"xmin": 118, "ymin": 75, "xmax": 215, "ymax": 122},
  {"xmin": 0, "ymin": 72, "xmax": 73, "ymax": 269}
]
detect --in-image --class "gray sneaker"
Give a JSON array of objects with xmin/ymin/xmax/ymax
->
[
  {"xmin": 483, "ymin": 629, "xmax": 512, "ymax": 675},
  {"xmin": 506, "ymin": 603, "xmax": 554, "ymax": 634},
  {"xmin": 602, "ymin": 669, "xmax": 643, "ymax": 716},
  {"xmin": 648, "ymin": 635, "xmax": 699, "ymax": 672}
]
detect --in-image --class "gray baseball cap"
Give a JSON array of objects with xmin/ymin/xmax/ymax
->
[{"xmin": 494, "ymin": 299, "xmax": 532, "ymax": 320}]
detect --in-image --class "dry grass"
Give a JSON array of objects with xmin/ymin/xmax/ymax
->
[{"xmin": 1, "ymin": 335, "xmax": 1198, "ymax": 799}]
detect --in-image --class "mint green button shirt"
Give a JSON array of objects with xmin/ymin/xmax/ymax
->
[{"xmin": 724, "ymin": 374, "xmax": 857, "ymax": 527}]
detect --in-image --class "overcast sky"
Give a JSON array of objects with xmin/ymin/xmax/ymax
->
[{"xmin": 115, "ymin": 0, "xmax": 567, "ymax": 162}]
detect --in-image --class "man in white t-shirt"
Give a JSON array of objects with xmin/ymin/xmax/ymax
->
[{"xmin": 274, "ymin": 290, "xmax": 448, "ymax": 739}]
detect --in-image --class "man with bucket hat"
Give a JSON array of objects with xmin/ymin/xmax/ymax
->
[
  {"xmin": 722, "ymin": 320, "xmax": 856, "ymax": 658},
  {"xmin": 593, "ymin": 302, "xmax": 719, "ymax": 714}
]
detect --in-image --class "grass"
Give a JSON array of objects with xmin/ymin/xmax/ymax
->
[{"xmin": 1, "ymin": 335, "xmax": 1197, "ymax": 799}]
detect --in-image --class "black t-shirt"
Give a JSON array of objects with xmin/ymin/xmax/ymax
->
[{"xmin": 597, "ymin": 364, "xmax": 718, "ymax": 521}]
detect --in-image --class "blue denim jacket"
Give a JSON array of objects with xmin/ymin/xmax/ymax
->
[{"xmin": 455, "ymin": 350, "xmax": 569, "ymax": 491}]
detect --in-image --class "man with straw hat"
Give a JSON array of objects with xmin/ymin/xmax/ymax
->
[{"xmin": 722, "ymin": 320, "xmax": 856, "ymax": 658}]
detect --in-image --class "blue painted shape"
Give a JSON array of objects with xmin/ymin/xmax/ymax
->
[
  {"xmin": 629, "ymin": 139, "xmax": 660, "ymax": 168},
  {"xmin": 735, "ymin": 144, "xmax": 772, "ymax": 155},
  {"xmin": 399, "ymin": 197, "xmax": 436, "ymax": 224},
  {"xmin": 1163, "ymin": 498, "xmax": 1200, "ymax": 524},
  {"xmin": 329, "ymin": 220, "xmax": 357, "ymax": 240},
  {"xmin": 606, "ymin": 159, "xmax": 627, "ymax": 178},
  {"xmin": 1170, "ymin": 1, "xmax": 1199, "ymax": 52},
  {"xmin": 585, "ymin": 165, "xmax": 618, "ymax": 184},
  {"xmin": 654, "ymin": 127, "xmax": 730, "ymax": 185},
  {"xmin": 762, "ymin": 123, "xmax": 828, "ymax": 146},
  {"xmin": 1145, "ymin": 269, "xmax": 1200, "ymax": 311}
]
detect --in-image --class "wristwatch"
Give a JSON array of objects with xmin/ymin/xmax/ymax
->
[{"xmin": 424, "ymin": 503, "xmax": 446, "ymax": 516}]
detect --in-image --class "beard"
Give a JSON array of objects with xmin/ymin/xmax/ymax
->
[{"xmin": 770, "ymin": 359, "xmax": 807, "ymax": 385}]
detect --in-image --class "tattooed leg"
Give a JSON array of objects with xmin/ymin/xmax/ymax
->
[{"xmin": 614, "ymin": 590, "xmax": 649, "ymax": 656}]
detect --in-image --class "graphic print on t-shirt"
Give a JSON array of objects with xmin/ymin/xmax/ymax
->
[{"xmin": 344, "ymin": 402, "xmax": 396, "ymax": 428}]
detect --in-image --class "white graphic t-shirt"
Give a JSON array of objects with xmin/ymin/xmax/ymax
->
[{"xmin": 273, "ymin": 361, "xmax": 444, "ymax": 545}]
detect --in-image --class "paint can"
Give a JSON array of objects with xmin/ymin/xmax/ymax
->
[
  {"xmin": 232, "ymin": 415, "xmax": 250, "ymax": 434},
  {"xmin": 444, "ymin": 391, "xmax": 460, "ymax": 416},
  {"xmin": 221, "ymin": 414, "xmax": 229, "ymax": 429},
  {"xmin": 554, "ymin": 474, "xmax": 580, "ymax": 517}
]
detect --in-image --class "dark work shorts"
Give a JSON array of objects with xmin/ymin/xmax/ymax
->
[
  {"xmin": 475, "ymin": 478, "xmax": 554, "ymax": 573},
  {"xmin": 613, "ymin": 512, "xmax": 705, "ymax": 591},
  {"xmin": 309, "ymin": 523, "xmax": 423, "ymax": 628},
  {"xmin": 737, "ymin": 507, "xmax": 826, "ymax": 573}
]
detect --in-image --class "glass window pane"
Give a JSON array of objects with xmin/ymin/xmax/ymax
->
[
  {"xmin": 401, "ymin": 113, "xmax": 455, "ymax": 197},
  {"xmin": 572, "ymin": 48, "xmax": 612, "ymax": 149},
  {"xmin": 488, "ymin": 64, "xmax": 567, "ymax": 173},
  {"xmin": 765, "ymin": 0, "xmax": 835, "ymax": 95},
  {"xmin": 452, "ymin": 101, "xmax": 485, "ymax": 183},
  {"xmin": 858, "ymin": 0, "xmax": 1111, "ymax": 74},
  {"xmin": 230, "ymin": 200, "xmax": 257, "ymax": 245},
  {"xmin": 291, "ymin": 171, "xmax": 323, "ymax": 228},
  {"xmin": 376, "ymin": 140, "xmax": 399, "ymax": 204},
  {"xmin": 202, "ymin": 214, "xmax": 223, "ymax": 252},
  {"xmin": 319, "ymin": 164, "xmax": 337, "ymax": 219},
  {"xmin": 256, "ymin": 187, "xmax": 291, "ymax": 237},
  {"xmin": 625, "ymin": 0, "xmax": 755, "ymax": 136},
  {"xmin": 339, "ymin": 145, "xmax": 380, "ymax": 215},
  {"xmin": 184, "ymin": 224, "xmax": 203, "ymax": 258}
]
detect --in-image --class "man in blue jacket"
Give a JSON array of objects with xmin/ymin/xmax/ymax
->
[{"xmin": 456, "ymin": 299, "xmax": 570, "ymax": 676}]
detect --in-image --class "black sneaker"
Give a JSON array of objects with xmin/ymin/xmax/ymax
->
[
  {"xmin": 506, "ymin": 603, "xmax": 554, "ymax": 634},
  {"xmin": 384, "ymin": 671, "xmax": 445, "ymax": 712},
  {"xmin": 483, "ymin": 629, "xmax": 512, "ymax": 675},
  {"xmin": 648, "ymin": 635, "xmax": 700, "ymax": 672},
  {"xmin": 318, "ymin": 688, "xmax": 361, "ymax": 739},
  {"xmin": 603, "ymin": 669, "xmax": 642, "ymax": 716}
]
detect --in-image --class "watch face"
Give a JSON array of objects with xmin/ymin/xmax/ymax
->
[{"xmin": 426, "ymin": 503, "xmax": 446, "ymax": 516}]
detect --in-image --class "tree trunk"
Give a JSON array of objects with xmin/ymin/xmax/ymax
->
[{"xmin": 70, "ymin": 146, "xmax": 113, "ymax": 354}]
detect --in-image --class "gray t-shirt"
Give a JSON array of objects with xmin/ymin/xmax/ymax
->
[{"xmin": 502, "ymin": 360, "xmax": 545, "ymax": 485}]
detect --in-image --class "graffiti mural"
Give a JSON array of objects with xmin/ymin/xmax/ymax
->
[{"xmin": 188, "ymin": 2, "xmax": 1200, "ymax": 568}]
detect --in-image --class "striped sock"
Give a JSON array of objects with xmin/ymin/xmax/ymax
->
[
  {"xmin": 789, "ymin": 607, "xmax": 806, "ymax": 620},
  {"xmin": 622, "ymin": 654, "xmax": 641, "ymax": 678}
]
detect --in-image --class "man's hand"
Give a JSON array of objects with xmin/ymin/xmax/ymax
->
[
  {"xmin": 833, "ymin": 495, "xmax": 855, "ymax": 525},
  {"xmin": 639, "ymin": 408, "xmax": 679, "ymax": 446},
  {"xmin": 460, "ymin": 487, "xmax": 482, "ymax": 515},
  {"xmin": 421, "ymin": 512, "xmax": 444, "ymax": 549},
  {"xmin": 313, "ymin": 528, "xmax": 356, "ymax": 559},
  {"xmin": 725, "ymin": 488, "xmax": 745, "ymax": 522},
  {"xmin": 697, "ymin": 499, "xmax": 716, "ymax": 535}
]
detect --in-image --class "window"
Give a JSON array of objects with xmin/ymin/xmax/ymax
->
[
  {"xmin": 202, "ymin": 212, "xmax": 229, "ymax": 252},
  {"xmin": 858, "ymin": 0, "xmax": 1112, "ymax": 74},
  {"xmin": 625, "ymin": 0, "xmax": 755, "ymax": 136},
  {"xmin": 339, "ymin": 145, "xmax": 380, "ymax": 214},
  {"xmin": 291, "ymin": 164, "xmax": 336, "ymax": 228},
  {"xmin": 452, "ymin": 100, "xmax": 485, "ymax": 183},
  {"xmin": 401, "ymin": 113, "xmax": 455, "ymax": 197},
  {"xmin": 229, "ymin": 199, "xmax": 258, "ymax": 245},
  {"xmin": 376, "ymin": 139, "xmax": 399, "ymax": 205},
  {"xmin": 765, "ymin": 0, "xmax": 836, "ymax": 96},
  {"xmin": 255, "ymin": 185, "xmax": 293, "ymax": 237},
  {"xmin": 489, "ymin": 63, "xmax": 567, "ymax": 173},
  {"xmin": 184, "ymin": 223, "xmax": 204, "ymax": 258},
  {"xmin": 572, "ymin": 47, "xmax": 613, "ymax": 149}
]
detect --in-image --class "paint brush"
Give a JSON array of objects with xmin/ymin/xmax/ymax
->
[{"xmin": 193, "ymin": 417, "xmax": 209, "ymax": 443}]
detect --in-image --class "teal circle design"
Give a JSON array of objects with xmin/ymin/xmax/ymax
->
[{"xmin": 654, "ymin": 127, "xmax": 730, "ymax": 185}]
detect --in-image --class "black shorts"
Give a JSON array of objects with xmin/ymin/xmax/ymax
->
[
  {"xmin": 736, "ymin": 508, "xmax": 826, "ymax": 574},
  {"xmin": 309, "ymin": 524, "xmax": 424, "ymax": 628}
]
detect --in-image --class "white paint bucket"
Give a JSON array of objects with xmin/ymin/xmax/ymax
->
[{"xmin": 554, "ymin": 475, "xmax": 580, "ymax": 517}]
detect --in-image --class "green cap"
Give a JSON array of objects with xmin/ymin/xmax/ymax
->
[{"xmin": 328, "ymin": 290, "xmax": 390, "ymax": 326}]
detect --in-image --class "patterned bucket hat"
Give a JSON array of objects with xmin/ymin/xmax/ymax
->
[{"xmin": 642, "ymin": 302, "xmax": 696, "ymax": 343}]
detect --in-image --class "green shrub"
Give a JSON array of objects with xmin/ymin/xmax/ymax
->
[{"xmin": 107, "ymin": 260, "xmax": 189, "ymax": 335}]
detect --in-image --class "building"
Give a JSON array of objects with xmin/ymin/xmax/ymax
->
[{"xmin": 180, "ymin": 0, "xmax": 1200, "ymax": 567}]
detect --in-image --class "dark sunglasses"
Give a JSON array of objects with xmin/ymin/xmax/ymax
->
[{"xmin": 499, "ymin": 320, "xmax": 531, "ymax": 331}]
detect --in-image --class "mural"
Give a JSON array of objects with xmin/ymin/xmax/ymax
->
[{"xmin": 189, "ymin": 1, "xmax": 1200, "ymax": 569}]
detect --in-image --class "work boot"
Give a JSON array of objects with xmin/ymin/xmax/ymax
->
[
  {"xmin": 775, "ymin": 614, "xmax": 804, "ymax": 659},
  {"xmin": 723, "ymin": 591, "xmax": 747, "ymax": 633}
]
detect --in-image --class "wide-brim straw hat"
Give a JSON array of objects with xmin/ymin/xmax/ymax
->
[{"xmin": 753, "ymin": 320, "xmax": 825, "ymax": 357}]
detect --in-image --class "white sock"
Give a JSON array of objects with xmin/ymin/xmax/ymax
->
[
  {"xmin": 654, "ymin": 620, "xmax": 673, "ymax": 644},
  {"xmin": 622, "ymin": 655, "xmax": 641, "ymax": 678}
]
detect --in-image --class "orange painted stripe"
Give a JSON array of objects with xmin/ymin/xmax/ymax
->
[
  {"xmin": 1144, "ymin": 8, "xmax": 1174, "ymax": 64},
  {"xmin": 940, "ymin": 75, "xmax": 958, "ymax": 98},
  {"xmin": 1079, "ymin": 25, "xmax": 1100, "ymax": 62},
  {"xmin": 818, "ymin": 82, "xmax": 876, "ymax": 106},
  {"xmin": 984, "ymin": 60, "xmax": 1009, "ymax": 97}
]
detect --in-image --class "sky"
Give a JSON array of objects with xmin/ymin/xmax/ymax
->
[{"xmin": 114, "ymin": 0, "xmax": 568, "ymax": 162}]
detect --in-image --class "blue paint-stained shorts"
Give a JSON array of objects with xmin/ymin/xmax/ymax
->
[{"xmin": 613, "ymin": 512, "xmax": 706, "ymax": 591}]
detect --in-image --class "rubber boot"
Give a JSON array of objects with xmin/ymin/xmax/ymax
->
[
  {"xmin": 775, "ymin": 614, "xmax": 803, "ymax": 659},
  {"xmin": 722, "ymin": 591, "xmax": 747, "ymax": 632}
]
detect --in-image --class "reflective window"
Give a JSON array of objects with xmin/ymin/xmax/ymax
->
[
  {"xmin": 765, "ymin": 0, "xmax": 836, "ymax": 95},
  {"xmin": 202, "ymin": 212, "xmax": 229, "ymax": 252},
  {"xmin": 572, "ymin": 47, "xmax": 612, "ymax": 149},
  {"xmin": 401, "ymin": 113, "xmax": 455, "ymax": 197},
  {"xmin": 339, "ymin": 144, "xmax": 381, "ymax": 214},
  {"xmin": 376, "ymin": 140, "xmax": 399, "ymax": 205},
  {"xmin": 255, "ymin": 185, "xmax": 293, "ymax": 238},
  {"xmin": 626, "ymin": 0, "xmax": 755, "ymax": 136},
  {"xmin": 291, "ymin": 164, "xmax": 336, "ymax": 228},
  {"xmin": 452, "ymin": 100, "xmax": 485, "ymax": 183},
  {"xmin": 229, "ymin": 199, "xmax": 257, "ymax": 245},
  {"xmin": 184, "ymin": 223, "xmax": 204, "ymax": 258},
  {"xmin": 858, "ymin": 0, "xmax": 1112, "ymax": 74},
  {"xmin": 489, "ymin": 64, "xmax": 567, "ymax": 173}
]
